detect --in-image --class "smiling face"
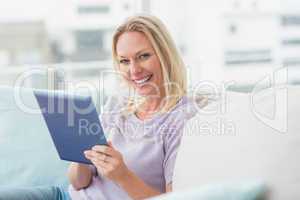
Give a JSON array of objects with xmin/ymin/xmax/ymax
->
[{"xmin": 116, "ymin": 31, "xmax": 164, "ymax": 97}]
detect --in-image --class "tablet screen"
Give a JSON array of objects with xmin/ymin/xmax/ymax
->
[{"xmin": 34, "ymin": 90, "xmax": 107, "ymax": 164}]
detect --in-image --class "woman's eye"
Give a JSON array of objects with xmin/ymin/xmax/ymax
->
[
  {"xmin": 139, "ymin": 53, "xmax": 150, "ymax": 60},
  {"xmin": 119, "ymin": 59, "xmax": 130, "ymax": 65}
]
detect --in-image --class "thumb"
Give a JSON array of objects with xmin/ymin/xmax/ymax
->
[{"xmin": 107, "ymin": 141, "xmax": 113, "ymax": 148}]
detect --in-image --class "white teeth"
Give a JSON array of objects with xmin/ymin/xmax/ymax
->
[{"xmin": 134, "ymin": 75, "xmax": 152, "ymax": 84}]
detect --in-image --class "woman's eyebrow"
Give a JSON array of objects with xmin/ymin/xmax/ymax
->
[
  {"xmin": 135, "ymin": 48, "xmax": 150, "ymax": 55},
  {"xmin": 118, "ymin": 48, "xmax": 151, "ymax": 58}
]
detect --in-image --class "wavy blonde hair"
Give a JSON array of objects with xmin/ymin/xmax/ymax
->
[{"xmin": 112, "ymin": 14, "xmax": 187, "ymax": 114}]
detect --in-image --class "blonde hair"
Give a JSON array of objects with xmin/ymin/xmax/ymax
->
[{"xmin": 112, "ymin": 14, "xmax": 187, "ymax": 114}]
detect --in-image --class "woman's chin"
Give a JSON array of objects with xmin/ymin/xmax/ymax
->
[{"xmin": 135, "ymin": 87, "xmax": 155, "ymax": 97}]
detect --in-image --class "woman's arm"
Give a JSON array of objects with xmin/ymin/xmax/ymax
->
[
  {"xmin": 67, "ymin": 162, "xmax": 93, "ymax": 190},
  {"xmin": 166, "ymin": 183, "xmax": 172, "ymax": 192}
]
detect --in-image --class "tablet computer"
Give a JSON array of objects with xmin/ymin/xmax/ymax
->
[{"xmin": 34, "ymin": 89, "xmax": 107, "ymax": 164}]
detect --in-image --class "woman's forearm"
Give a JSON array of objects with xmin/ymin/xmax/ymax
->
[
  {"xmin": 67, "ymin": 162, "xmax": 93, "ymax": 190},
  {"xmin": 117, "ymin": 170, "xmax": 162, "ymax": 200}
]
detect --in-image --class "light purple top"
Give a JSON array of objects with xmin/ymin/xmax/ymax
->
[{"xmin": 69, "ymin": 95, "xmax": 198, "ymax": 200}]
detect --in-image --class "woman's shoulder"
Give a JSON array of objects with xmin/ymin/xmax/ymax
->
[
  {"xmin": 99, "ymin": 95, "xmax": 129, "ymax": 132},
  {"xmin": 169, "ymin": 94, "xmax": 208, "ymax": 120},
  {"xmin": 102, "ymin": 95, "xmax": 128, "ymax": 115}
]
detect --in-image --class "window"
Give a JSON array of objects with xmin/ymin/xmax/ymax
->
[
  {"xmin": 225, "ymin": 49, "xmax": 272, "ymax": 65},
  {"xmin": 72, "ymin": 30, "xmax": 110, "ymax": 61},
  {"xmin": 77, "ymin": 6, "xmax": 110, "ymax": 14},
  {"xmin": 75, "ymin": 30, "xmax": 104, "ymax": 51},
  {"xmin": 281, "ymin": 15, "xmax": 300, "ymax": 26},
  {"xmin": 283, "ymin": 57, "xmax": 300, "ymax": 66},
  {"xmin": 282, "ymin": 38, "xmax": 300, "ymax": 46}
]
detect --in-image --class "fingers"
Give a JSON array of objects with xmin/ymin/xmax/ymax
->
[
  {"xmin": 84, "ymin": 150, "xmax": 97, "ymax": 160},
  {"xmin": 89, "ymin": 158, "xmax": 110, "ymax": 172},
  {"xmin": 83, "ymin": 142, "xmax": 128, "ymax": 181},
  {"xmin": 107, "ymin": 141, "xmax": 113, "ymax": 148},
  {"xmin": 83, "ymin": 142, "xmax": 120, "ymax": 174},
  {"xmin": 90, "ymin": 159, "xmax": 117, "ymax": 178},
  {"xmin": 84, "ymin": 150, "xmax": 115, "ymax": 163},
  {"xmin": 91, "ymin": 145, "xmax": 116, "ymax": 157},
  {"xmin": 91, "ymin": 158, "xmax": 110, "ymax": 169}
]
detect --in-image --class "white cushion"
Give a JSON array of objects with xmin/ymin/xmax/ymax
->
[{"xmin": 174, "ymin": 85, "xmax": 300, "ymax": 199}]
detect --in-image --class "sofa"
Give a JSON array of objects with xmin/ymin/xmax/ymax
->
[
  {"xmin": 0, "ymin": 86, "xmax": 70, "ymax": 188},
  {"xmin": 173, "ymin": 85, "xmax": 300, "ymax": 199},
  {"xmin": 0, "ymin": 85, "xmax": 299, "ymax": 199}
]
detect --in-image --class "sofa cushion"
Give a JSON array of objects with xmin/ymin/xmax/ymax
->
[
  {"xmin": 0, "ymin": 87, "xmax": 69, "ymax": 187},
  {"xmin": 174, "ymin": 85, "xmax": 300, "ymax": 199},
  {"xmin": 148, "ymin": 182, "xmax": 266, "ymax": 200}
]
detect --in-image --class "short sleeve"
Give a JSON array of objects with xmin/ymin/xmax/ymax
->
[
  {"xmin": 163, "ymin": 127, "xmax": 184, "ymax": 185},
  {"xmin": 162, "ymin": 97, "xmax": 199, "ymax": 185}
]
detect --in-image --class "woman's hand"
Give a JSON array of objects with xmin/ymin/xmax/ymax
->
[
  {"xmin": 85, "ymin": 142, "xmax": 162, "ymax": 199},
  {"xmin": 84, "ymin": 141, "xmax": 129, "ymax": 183}
]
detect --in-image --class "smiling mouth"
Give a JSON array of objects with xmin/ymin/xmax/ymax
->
[{"xmin": 133, "ymin": 74, "xmax": 153, "ymax": 85}]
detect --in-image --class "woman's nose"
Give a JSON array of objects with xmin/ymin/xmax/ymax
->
[{"xmin": 129, "ymin": 60, "xmax": 142, "ymax": 74}]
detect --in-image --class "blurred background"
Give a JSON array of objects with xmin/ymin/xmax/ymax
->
[{"xmin": 0, "ymin": 0, "xmax": 299, "ymax": 93}]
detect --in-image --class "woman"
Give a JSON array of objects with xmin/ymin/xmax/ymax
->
[
  {"xmin": 0, "ymin": 14, "xmax": 199, "ymax": 200},
  {"xmin": 67, "ymin": 14, "xmax": 198, "ymax": 200}
]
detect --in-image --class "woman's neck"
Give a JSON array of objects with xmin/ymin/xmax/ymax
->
[{"xmin": 135, "ymin": 95, "xmax": 165, "ymax": 120}]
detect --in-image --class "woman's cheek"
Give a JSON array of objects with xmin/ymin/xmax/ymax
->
[{"xmin": 120, "ymin": 73, "xmax": 131, "ymax": 83}]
